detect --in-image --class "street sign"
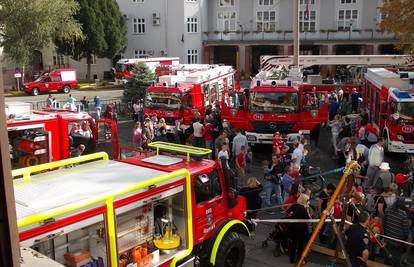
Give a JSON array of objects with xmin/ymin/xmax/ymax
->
[{"xmin": 14, "ymin": 73, "xmax": 22, "ymax": 78}]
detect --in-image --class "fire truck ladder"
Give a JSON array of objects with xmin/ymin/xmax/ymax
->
[{"xmin": 148, "ymin": 141, "xmax": 212, "ymax": 161}]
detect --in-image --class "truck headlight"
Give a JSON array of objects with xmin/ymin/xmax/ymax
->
[
  {"xmin": 397, "ymin": 135, "xmax": 404, "ymax": 141},
  {"xmin": 247, "ymin": 135, "xmax": 257, "ymax": 142}
]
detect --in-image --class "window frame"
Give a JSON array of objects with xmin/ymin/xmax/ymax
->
[
  {"xmin": 258, "ymin": 0, "xmax": 275, "ymax": 6},
  {"xmin": 256, "ymin": 10, "xmax": 277, "ymax": 32},
  {"xmin": 299, "ymin": 10, "xmax": 316, "ymax": 32},
  {"xmin": 186, "ymin": 17, "xmax": 198, "ymax": 33},
  {"xmin": 219, "ymin": 0, "xmax": 235, "ymax": 7},
  {"xmin": 340, "ymin": 0, "xmax": 357, "ymax": 4},
  {"xmin": 133, "ymin": 18, "xmax": 146, "ymax": 34},
  {"xmin": 194, "ymin": 169, "xmax": 223, "ymax": 204},
  {"xmin": 187, "ymin": 49, "xmax": 198, "ymax": 64},
  {"xmin": 217, "ymin": 11, "xmax": 237, "ymax": 32},
  {"xmin": 337, "ymin": 9, "xmax": 358, "ymax": 31}
]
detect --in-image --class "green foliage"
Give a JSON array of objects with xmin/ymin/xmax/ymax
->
[
  {"xmin": 123, "ymin": 62, "xmax": 157, "ymax": 103},
  {"xmin": 55, "ymin": 0, "xmax": 127, "ymax": 80},
  {"xmin": 0, "ymin": 0, "xmax": 82, "ymax": 67}
]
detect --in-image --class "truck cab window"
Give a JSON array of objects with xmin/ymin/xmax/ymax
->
[
  {"xmin": 194, "ymin": 170, "xmax": 222, "ymax": 204},
  {"xmin": 52, "ymin": 76, "xmax": 59, "ymax": 82}
]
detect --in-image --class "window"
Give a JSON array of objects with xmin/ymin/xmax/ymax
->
[
  {"xmin": 187, "ymin": 49, "xmax": 198, "ymax": 64},
  {"xmin": 340, "ymin": 0, "xmax": 356, "ymax": 3},
  {"xmin": 53, "ymin": 54, "xmax": 65, "ymax": 66},
  {"xmin": 132, "ymin": 0, "xmax": 144, "ymax": 2},
  {"xmin": 134, "ymin": 49, "xmax": 146, "ymax": 58},
  {"xmin": 194, "ymin": 170, "xmax": 222, "ymax": 204},
  {"xmin": 186, "ymin": 0, "xmax": 197, "ymax": 2},
  {"xmin": 91, "ymin": 55, "xmax": 97, "ymax": 65},
  {"xmin": 300, "ymin": 0, "xmax": 315, "ymax": 4},
  {"xmin": 133, "ymin": 18, "xmax": 145, "ymax": 34},
  {"xmin": 219, "ymin": 0, "xmax": 235, "ymax": 7},
  {"xmin": 217, "ymin": 11, "xmax": 236, "ymax": 31},
  {"xmin": 52, "ymin": 76, "xmax": 60, "ymax": 82},
  {"xmin": 338, "ymin": 9, "xmax": 358, "ymax": 30},
  {"xmin": 299, "ymin": 10, "xmax": 316, "ymax": 31},
  {"xmin": 258, "ymin": 0, "xmax": 274, "ymax": 5},
  {"xmin": 250, "ymin": 92, "xmax": 299, "ymax": 113},
  {"xmin": 186, "ymin": 17, "xmax": 198, "ymax": 33},
  {"xmin": 256, "ymin": 11, "xmax": 276, "ymax": 32}
]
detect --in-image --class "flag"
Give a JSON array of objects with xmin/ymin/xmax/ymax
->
[{"xmin": 305, "ymin": 0, "xmax": 310, "ymax": 20}]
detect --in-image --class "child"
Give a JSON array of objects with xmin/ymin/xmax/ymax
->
[
  {"xmin": 235, "ymin": 146, "xmax": 247, "ymax": 186},
  {"xmin": 367, "ymin": 213, "xmax": 382, "ymax": 260}
]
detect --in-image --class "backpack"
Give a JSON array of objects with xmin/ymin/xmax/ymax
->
[{"xmin": 365, "ymin": 129, "xmax": 378, "ymax": 143}]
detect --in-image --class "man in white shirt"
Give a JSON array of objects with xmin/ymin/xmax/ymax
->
[
  {"xmin": 366, "ymin": 137, "xmax": 385, "ymax": 188},
  {"xmin": 192, "ymin": 118, "xmax": 204, "ymax": 148},
  {"xmin": 132, "ymin": 100, "xmax": 142, "ymax": 123},
  {"xmin": 291, "ymin": 142, "xmax": 303, "ymax": 166},
  {"xmin": 232, "ymin": 128, "xmax": 248, "ymax": 157},
  {"xmin": 218, "ymin": 142, "xmax": 230, "ymax": 169}
]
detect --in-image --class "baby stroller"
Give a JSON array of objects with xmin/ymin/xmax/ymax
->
[{"xmin": 261, "ymin": 222, "xmax": 290, "ymax": 257}]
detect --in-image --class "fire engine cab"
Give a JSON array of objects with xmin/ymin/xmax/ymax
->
[
  {"xmin": 221, "ymin": 70, "xmax": 334, "ymax": 145},
  {"xmin": 144, "ymin": 64, "xmax": 238, "ymax": 130},
  {"xmin": 14, "ymin": 142, "xmax": 249, "ymax": 267},
  {"xmin": 363, "ymin": 68, "xmax": 414, "ymax": 153},
  {"xmin": 6, "ymin": 102, "xmax": 118, "ymax": 169},
  {"xmin": 114, "ymin": 57, "xmax": 180, "ymax": 81}
]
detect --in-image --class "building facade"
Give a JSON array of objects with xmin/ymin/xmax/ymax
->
[{"xmin": 118, "ymin": 0, "xmax": 403, "ymax": 78}]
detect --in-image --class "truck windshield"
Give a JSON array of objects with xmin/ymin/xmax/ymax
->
[
  {"xmin": 398, "ymin": 102, "xmax": 414, "ymax": 118},
  {"xmin": 145, "ymin": 91, "xmax": 182, "ymax": 110},
  {"xmin": 249, "ymin": 92, "xmax": 299, "ymax": 113},
  {"xmin": 115, "ymin": 63, "xmax": 125, "ymax": 72}
]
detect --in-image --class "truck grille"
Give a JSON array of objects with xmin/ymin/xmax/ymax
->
[
  {"xmin": 164, "ymin": 117, "xmax": 177, "ymax": 124},
  {"xmin": 401, "ymin": 133, "xmax": 414, "ymax": 143},
  {"xmin": 251, "ymin": 121, "xmax": 295, "ymax": 134}
]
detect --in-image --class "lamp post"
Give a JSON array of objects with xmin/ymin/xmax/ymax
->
[{"xmin": 239, "ymin": 24, "xmax": 244, "ymax": 41}]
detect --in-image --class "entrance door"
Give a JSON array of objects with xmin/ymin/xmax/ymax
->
[
  {"xmin": 193, "ymin": 169, "xmax": 227, "ymax": 243},
  {"xmin": 95, "ymin": 119, "xmax": 119, "ymax": 159},
  {"xmin": 221, "ymin": 92, "xmax": 248, "ymax": 129}
]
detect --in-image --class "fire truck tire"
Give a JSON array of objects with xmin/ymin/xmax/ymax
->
[
  {"xmin": 22, "ymin": 155, "xmax": 39, "ymax": 167},
  {"xmin": 214, "ymin": 232, "xmax": 245, "ymax": 267},
  {"xmin": 32, "ymin": 88, "xmax": 39, "ymax": 96},
  {"xmin": 62, "ymin": 85, "xmax": 71, "ymax": 94}
]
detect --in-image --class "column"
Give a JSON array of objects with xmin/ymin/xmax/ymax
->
[{"xmin": 244, "ymin": 45, "xmax": 252, "ymax": 79}]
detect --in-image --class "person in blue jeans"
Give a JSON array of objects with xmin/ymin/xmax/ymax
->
[{"xmin": 262, "ymin": 154, "xmax": 284, "ymax": 212}]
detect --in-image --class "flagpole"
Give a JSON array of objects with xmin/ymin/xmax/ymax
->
[{"xmin": 293, "ymin": 0, "xmax": 300, "ymax": 68}]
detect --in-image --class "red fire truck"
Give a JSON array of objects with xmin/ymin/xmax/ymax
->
[
  {"xmin": 221, "ymin": 73, "xmax": 335, "ymax": 145},
  {"xmin": 144, "ymin": 64, "xmax": 238, "ymax": 131},
  {"xmin": 363, "ymin": 68, "xmax": 414, "ymax": 153},
  {"xmin": 114, "ymin": 57, "xmax": 180, "ymax": 80},
  {"xmin": 15, "ymin": 142, "xmax": 249, "ymax": 267},
  {"xmin": 6, "ymin": 103, "xmax": 118, "ymax": 169},
  {"xmin": 23, "ymin": 68, "xmax": 78, "ymax": 96}
]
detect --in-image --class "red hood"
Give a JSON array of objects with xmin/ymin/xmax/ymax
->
[{"xmin": 24, "ymin": 81, "xmax": 40, "ymax": 87}]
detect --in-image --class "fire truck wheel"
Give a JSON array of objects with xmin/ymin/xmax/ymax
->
[
  {"xmin": 62, "ymin": 85, "xmax": 71, "ymax": 94},
  {"xmin": 215, "ymin": 232, "xmax": 245, "ymax": 267},
  {"xmin": 32, "ymin": 88, "xmax": 39, "ymax": 96}
]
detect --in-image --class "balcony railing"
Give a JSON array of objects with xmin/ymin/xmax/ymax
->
[{"xmin": 202, "ymin": 29, "xmax": 395, "ymax": 43}]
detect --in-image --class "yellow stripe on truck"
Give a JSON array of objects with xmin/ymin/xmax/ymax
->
[{"xmin": 209, "ymin": 220, "xmax": 250, "ymax": 265}]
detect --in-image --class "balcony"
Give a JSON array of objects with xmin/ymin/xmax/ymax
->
[{"xmin": 202, "ymin": 29, "xmax": 395, "ymax": 44}]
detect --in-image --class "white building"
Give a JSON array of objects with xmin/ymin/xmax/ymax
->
[{"xmin": 118, "ymin": 0, "xmax": 404, "ymax": 78}]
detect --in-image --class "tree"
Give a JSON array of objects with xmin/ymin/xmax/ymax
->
[
  {"xmin": 0, "ymin": 0, "xmax": 82, "ymax": 82},
  {"xmin": 56, "ymin": 0, "xmax": 127, "ymax": 81},
  {"xmin": 380, "ymin": 0, "xmax": 414, "ymax": 53},
  {"xmin": 123, "ymin": 63, "xmax": 156, "ymax": 103}
]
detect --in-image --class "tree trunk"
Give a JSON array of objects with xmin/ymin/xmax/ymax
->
[{"xmin": 86, "ymin": 54, "xmax": 92, "ymax": 82}]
